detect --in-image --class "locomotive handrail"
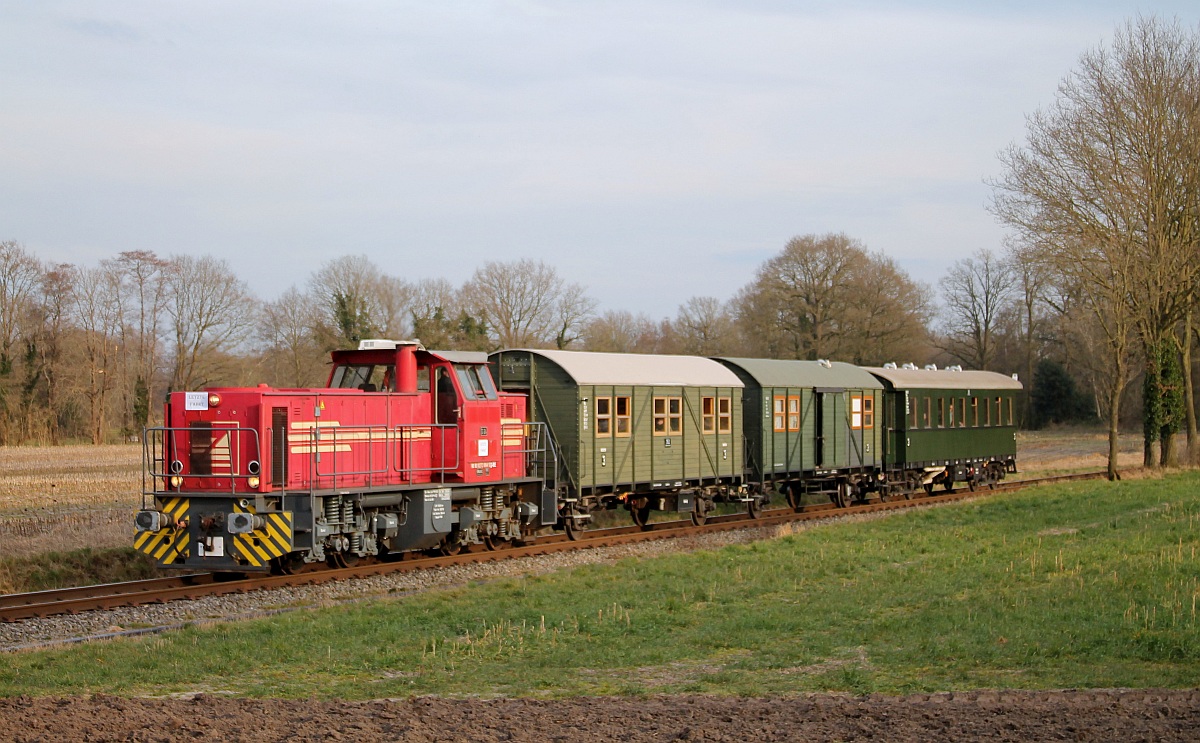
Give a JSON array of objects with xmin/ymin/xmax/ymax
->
[
  {"xmin": 499, "ymin": 421, "xmax": 557, "ymax": 484},
  {"xmin": 141, "ymin": 424, "xmax": 263, "ymax": 503},
  {"xmin": 388, "ymin": 423, "xmax": 460, "ymax": 484},
  {"xmin": 310, "ymin": 424, "xmax": 392, "ymax": 486}
]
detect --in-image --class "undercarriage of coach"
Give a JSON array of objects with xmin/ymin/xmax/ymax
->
[{"xmin": 555, "ymin": 482, "xmax": 762, "ymax": 533}]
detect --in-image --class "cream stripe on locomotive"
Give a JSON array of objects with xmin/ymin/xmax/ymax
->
[
  {"xmin": 285, "ymin": 420, "xmax": 433, "ymax": 455},
  {"xmin": 231, "ymin": 504, "xmax": 293, "ymax": 568},
  {"xmin": 133, "ymin": 496, "xmax": 189, "ymax": 565}
]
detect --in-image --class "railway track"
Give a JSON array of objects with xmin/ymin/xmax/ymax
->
[{"xmin": 0, "ymin": 471, "xmax": 1107, "ymax": 623}]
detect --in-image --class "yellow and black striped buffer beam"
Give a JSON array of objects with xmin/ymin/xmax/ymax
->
[
  {"xmin": 231, "ymin": 504, "xmax": 294, "ymax": 568},
  {"xmin": 133, "ymin": 496, "xmax": 190, "ymax": 566}
]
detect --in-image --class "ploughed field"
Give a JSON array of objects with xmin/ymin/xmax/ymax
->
[{"xmin": 0, "ymin": 431, "xmax": 1195, "ymax": 741}]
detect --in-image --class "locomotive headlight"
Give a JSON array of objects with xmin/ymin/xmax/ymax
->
[
  {"xmin": 208, "ymin": 393, "xmax": 222, "ymax": 407},
  {"xmin": 228, "ymin": 512, "xmax": 265, "ymax": 534},
  {"xmin": 169, "ymin": 475, "xmax": 183, "ymax": 489},
  {"xmin": 247, "ymin": 476, "xmax": 261, "ymax": 489},
  {"xmin": 136, "ymin": 510, "xmax": 168, "ymax": 532}
]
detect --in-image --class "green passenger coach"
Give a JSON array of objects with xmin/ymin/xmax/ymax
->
[
  {"xmin": 715, "ymin": 358, "xmax": 884, "ymax": 508},
  {"xmin": 866, "ymin": 364, "xmax": 1021, "ymax": 493},
  {"xmin": 489, "ymin": 349, "xmax": 750, "ymax": 530}
]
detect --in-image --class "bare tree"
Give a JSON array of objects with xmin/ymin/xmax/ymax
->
[
  {"xmin": 735, "ymin": 233, "xmax": 930, "ymax": 364},
  {"xmin": 582, "ymin": 310, "xmax": 665, "ymax": 353},
  {"xmin": 0, "ymin": 241, "xmax": 43, "ymax": 443},
  {"xmin": 71, "ymin": 264, "xmax": 121, "ymax": 444},
  {"xmin": 259, "ymin": 287, "xmax": 326, "ymax": 387},
  {"xmin": 673, "ymin": 296, "xmax": 736, "ymax": 355},
  {"xmin": 164, "ymin": 255, "xmax": 257, "ymax": 391},
  {"xmin": 108, "ymin": 250, "xmax": 168, "ymax": 433},
  {"xmin": 307, "ymin": 255, "xmax": 411, "ymax": 350},
  {"xmin": 937, "ymin": 249, "xmax": 1017, "ymax": 370},
  {"xmin": 463, "ymin": 259, "xmax": 595, "ymax": 349},
  {"xmin": 991, "ymin": 15, "xmax": 1200, "ymax": 472}
]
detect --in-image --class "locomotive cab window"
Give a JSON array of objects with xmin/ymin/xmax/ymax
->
[
  {"xmin": 330, "ymin": 364, "xmax": 390, "ymax": 391},
  {"xmin": 455, "ymin": 364, "xmax": 498, "ymax": 401}
]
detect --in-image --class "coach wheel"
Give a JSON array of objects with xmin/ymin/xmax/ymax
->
[
  {"xmin": 923, "ymin": 481, "xmax": 934, "ymax": 496},
  {"xmin": 746, "ymin": 495, "xmax": 763, "ymax": 520},
  {"xmin": 631, "ymin": 503, "xmax": 652, "ymax": 529},
  {"xmin": 904, "ymin": 474, "xmax": 918, "ymax": 500},
  {"xmin": 878, "ymin": 485, "xmax": 890, "ymax": 504},
  {"xmin": 785, "ymin": 484, "xmax": 801, "ymax": 510},
  {"xmin": 481, "ymin": 533, "xmax": 499, "ymax": 550},
  {"xmin": 563, "ymin": 507, "xmax": 585, "ymax": 541},
  {"xmin": 831, "ymin": 481, "xmax": 850, "ymax": 509}
]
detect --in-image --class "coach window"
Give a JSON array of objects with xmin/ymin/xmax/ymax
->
[
  {"xmin": 983, "ymin": 396, "xmax": 991, "ymax": 426},
  {"xmin": 615, "ymin": 396, "xmax": 631, "ymax": 437},
  {"xmin": 787, "ymin": 396, "xmax": 800, "ymax": 431},
  {"xmin": 970, "ymin": 397, "xmax": 979, "ymax": 427},
  {"xmin": 773, "ymin": 396, "xmax": 786, "ymax": 432},
  {"xmin": 995, "ymin": 397, "xmax": 1004, "ymax": 427},
  {"xmin": 1007, "ymin": 397, "xmax": 1014, "ymax": 426},
  {"xmin": 957, "ymin": 398, "xmax": 966, "ymax": 427},
  {"xmin": 922, "ymin": 397, "xmax": 932, "ymax": 428},
  {"xmin": 596, "ymin": 397, "xmax": 612, "ymax": 437},
  {"xmin": 910, "ymin": 396, "xmax": 920, "ymax": 429},
  {"xmin": 936, "ymin": 398, "xmax": 945, "ymax": 428},
  {"xmin": 654, "ymin": 397, "xmax": 682, "ymax": 435},
  {"xmin": 947, "ymin": 397, "xmax": 956, "ymax": 427},
  {"xmin": 702, "ymin": 397, "xmax": 716, "ymax": 434},
  {"xmin": 718, "ymin": 397, "xmax": 732, "ymax": 434}
]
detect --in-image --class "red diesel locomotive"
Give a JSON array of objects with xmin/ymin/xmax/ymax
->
[{"xmin": 134, "ymin": 340, "xmax": 555, "ymax": 573}]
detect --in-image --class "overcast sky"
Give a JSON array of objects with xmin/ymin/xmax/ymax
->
[{"xmin": 2, "ymin": 2, "xmax": 1198, "ymax": 320}]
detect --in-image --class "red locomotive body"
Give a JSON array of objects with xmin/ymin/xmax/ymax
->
[{"xmin": 135, "ymin": 341, "xmax": 554, "ymax": 572}]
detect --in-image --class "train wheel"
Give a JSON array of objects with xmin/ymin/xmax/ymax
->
[
  {"xmin": 784, "ymin": 484, "xmax": 800, "ymax": 510},
  {"xmin": 878, "ymin": 487, "xmax": 890, "ymax": 503},
  {"xmin": 904, "ymin": 475, "xmax": 918, "ymax": 500},
  {"xmin": 631, "ymin": 504, "xmax": 651, "ymax": 528},
  {"xmin": 563, "ymin": 507, "xmax": 585, "ymax": 541},
  {"xmin": 691, "ymin": 509, "xmax": 707, "ymax": 526},
  {"xmin": 746, "ymin": 496, "xmax": 763, "ymax": 519},
  {"xmin": 482, "ymin": 534, "xmax": 499, "ymax": 550},
  {"xmin": 923, "ymin": 482, "xmax": 934, "ymax": 496},
  {"xmin": 437, "ymin": 537, "xmax": 464, "ymax": 556},
  {"xmin": 832, "ymin": 481, "xmax": 850, "ymax": 509}
]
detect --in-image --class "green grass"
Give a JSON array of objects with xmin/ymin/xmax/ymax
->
[
  {"xmin": 0, "ymin": 548, "xmax": 159, "ymax": 594},
  {"xmin": 3, "ymin": 472, "xmax": 1199, "ymax": 698}
]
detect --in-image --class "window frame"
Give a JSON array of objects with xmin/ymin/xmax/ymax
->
[
  {"xmin": 653, "ymin": 396, "xmax": 682, "ymax": 436},
  {"xmin": 595, "ymin": 396, "xmax": 612, "ymax": 438}
]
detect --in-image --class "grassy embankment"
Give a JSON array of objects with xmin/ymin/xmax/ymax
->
[{"xmin": 1, "ymin": 470, "xmax": 1198, "ymax": 698}]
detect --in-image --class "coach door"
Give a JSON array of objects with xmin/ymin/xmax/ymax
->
[{"xmin": 431, "ymin": 366, "xmax": 460, "ymax": 479}]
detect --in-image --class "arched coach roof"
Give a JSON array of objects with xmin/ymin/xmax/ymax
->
[
  {"xmin": 715, "ymin": 357, "xmax": 883, "ymax": 390},
  {"xmin": 503, "ymin": 349, "xmax": 743, "ymax": 388},
  {"xmin": 865, "ymin": 366, "xmax": 1023, "ymax": 391}
]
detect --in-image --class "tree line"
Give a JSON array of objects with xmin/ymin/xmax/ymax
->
[{"xmin": 0, "ymin": 231, "xmax": 1109, "ymax": 449}]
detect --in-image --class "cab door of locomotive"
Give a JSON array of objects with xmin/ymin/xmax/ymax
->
[{"xmin": 431, "ymin": 365, "xmax": 460, "ymax": 478}]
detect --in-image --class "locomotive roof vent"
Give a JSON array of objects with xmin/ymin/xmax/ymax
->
[
  {"xmin": 883, "ymin": 362, "xmax": 898, "ymax": 369},
  {"xmin": 358, "ymin": 338, "xmax": 426, "ymax": 351},
  {"xmin": 948, "ymin": 365, "xmax": 963, "ymax": 372},
  {"xmin": 902, "ymin": 363, "xmax": 918, "ymax": 370},
  {"xmin": 818, "ymin": 358, "xmax": 832, "ymax": 368},
  {"xmin": 925, "ymin": 364, "xmax": 938, "ymax": 371}
]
